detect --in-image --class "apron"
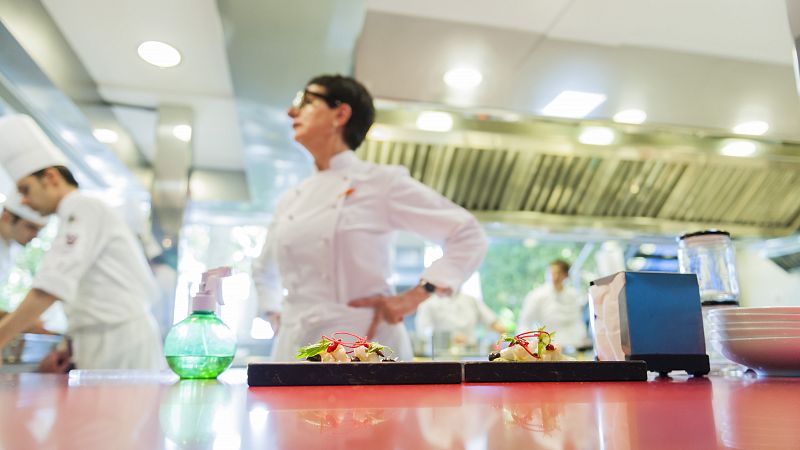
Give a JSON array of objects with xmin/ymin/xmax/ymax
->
[
  {"xmin": 270, "ymin": 169, "xmax": 412, "ymax": 361},
  {"xmin": 70, "ymin": 313, "xmax": 164, "ymax": 370}
]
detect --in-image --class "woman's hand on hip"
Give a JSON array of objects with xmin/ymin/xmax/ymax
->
[
  {"xmin": 265, "ymin": 311, "xmax": 281, "ymax": 335},
  {"xmin": 348, "ymin": 286, "xmax": 429, "ymax": 340}
]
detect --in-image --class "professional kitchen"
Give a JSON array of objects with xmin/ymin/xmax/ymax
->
[{"xmin": 1, "ymin": 1, "xmax": 799, "ymax": 449}]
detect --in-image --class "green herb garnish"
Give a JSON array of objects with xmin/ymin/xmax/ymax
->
[{"xmin": 295, "ymin": 338, "xmax": 332, "ymax": 359}]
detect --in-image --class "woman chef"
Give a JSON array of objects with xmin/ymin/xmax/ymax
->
[
  {"xmin": 252, "ymin": 75, "xmax": 488, "ymax": 361},
  {"xmin": 0, "ymin": 114, "xmax": 163, "ymax": 370}
]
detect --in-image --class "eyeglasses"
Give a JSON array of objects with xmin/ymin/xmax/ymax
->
[{"xmin": 291, "ymin": 89, "xmax": 342, "ymax": 111}]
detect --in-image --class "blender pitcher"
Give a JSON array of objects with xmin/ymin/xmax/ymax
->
[{"xmin": 677, "ymin": 230, "xmax": 740, "ymax": 370}]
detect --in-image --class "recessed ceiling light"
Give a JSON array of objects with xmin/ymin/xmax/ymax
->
[
  {"xmin": 542, "ymin": 91, "xmax": 606, "ymax": 118},
  {"xmin": 416, "ymin": 111, "xmax": 453, "ymax": 132},
  {"xmin": 93, "ymin": 128, "xmax": 118, "ymax": 144},
  {"xmin": 732, "ymin": 120, "xmax": 769, "ymax": 136},
  {"xmin": 578, "ymin": 126, "xmax": 615, "ymax": 145},
  {"xmin": 84, "ymin": 155, "xmax": 106, "ymax": 171},
  {"xmin": 172, "ymin": 124, "xmax": 192, "ymax": 142},
  {"xmin": 443, "ymin": 67, "xmax": 483, "ymax": 89},
  {"xmin": 137, "ymin": 41, "xmax": 182, "ymax": 68},
  {"xmin": 613, "ymin": 109, "xmax": 647, "ymax": 124},
  {"xmin": 720, "ymin": 141, "xmax": 757, "ymax": 157},
  {"xmin": 60, "ymin": 130, "xmax": 78, "ymax": 144}
]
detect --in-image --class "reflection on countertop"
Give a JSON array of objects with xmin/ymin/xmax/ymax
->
[{"xmin": 0, "ymin": 368, "xmax": 799, "ymax": 449}]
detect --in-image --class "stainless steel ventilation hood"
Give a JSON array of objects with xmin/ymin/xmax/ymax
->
[{"xmin": 358, "ymin": 108, "xmax": 800, "ymax": 238}]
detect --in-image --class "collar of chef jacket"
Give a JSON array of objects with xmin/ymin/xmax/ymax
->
[
  {"xmin": 324, "ymin": 150, "xmax": 357, "ymax": 172},
  {"xmin": 55, "ymin": 190, "xmax": 81, "ymax": 218}
]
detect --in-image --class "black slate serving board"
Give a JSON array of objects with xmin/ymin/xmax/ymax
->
[
  {"xmin": 247, "ymin": 361, "xmax": 463, "ymax": 386},
  {"xmin": 463, "ymin": 360, "xmax": 648, "ymax": 382}
]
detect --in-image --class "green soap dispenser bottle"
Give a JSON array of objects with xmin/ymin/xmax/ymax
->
[{"xmin": 164, "ymin": 267, "xmax": 237, "ymax": 379}]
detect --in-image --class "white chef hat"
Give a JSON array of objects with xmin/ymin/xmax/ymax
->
[
  {"xmin": 2, "ymin": 192, "xmax": 48, "ymax": 226},
  {"xmin": 0, "ymin": 114, "xmax": 68, "ymax": 182}
]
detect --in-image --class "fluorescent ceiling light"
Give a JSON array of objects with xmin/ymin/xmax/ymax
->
[
  {"xmin": 578, "ymin": 126, "xmax": 615, "ymax": 145},
  {"xmin": 613, "ymin": 109, "xmax": 647, "ymax": 124},
  {"xmin": 0, "ymin": 193, "xmax": 6, "ymax": 204},
  {"xmin": 720, "ymin": 141, "xmax": 756, "ymax": 157},
  {"xmin": 137, "ymin": 41, "xmax": 182, "ymax": 68},
  {"xmin": 732, "ymin": 120, "xmax": 769, "ymax": 136},
  {"xmin": 172, "ymin": 124, "xmax": 192, "ymax": 142},
  {"xmin": 367, "ymin": 125, "xmax": 390, "ymax": 141},
  {"xmin": 92, "ymin": 128, "xmax": 118, "ymax": 144},
  {"xmin": 416, "ymin": 111, "xmax": 453, "ymax": 132},
  {"xmin": 542, "ymin": 91, "xmax": 606, "ymax": 118},
  {"xmin": 443, "ymin": 67, "xmax": 483, "ymax": 89}
]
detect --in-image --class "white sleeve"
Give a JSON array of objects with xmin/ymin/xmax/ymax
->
[
  {"xmin": 386, "ymin": 170, "xmax": 488, "ymax": 291},
  {"xmin": 252, "ymin": 219, "xmax": 284, "ymax": 315},
  {"xmin": 31, "ymin": 201, "xmax": 105, "ymax": 302}
]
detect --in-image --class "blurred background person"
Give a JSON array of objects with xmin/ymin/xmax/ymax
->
[
  {"xmin": 0, "ymin": 194, "xmax": 45, "ymax": 280},
  {"xmin": 517, "ymin": 259, "xmax": 590, "ymax": 351},
  {"xmin": 415, "ymin": 274, "xmax": 506, "ymax": 356},
  {"xmin": 0, "ymin": 194, "xmax": 51, "ymax": 335}
]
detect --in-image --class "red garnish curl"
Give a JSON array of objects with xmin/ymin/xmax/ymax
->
[
  {"xmin": 508, "ymin": 330, "xmax": 551, "ymax": 359},
  {"xmin": 322, "ymin": 332, "xmax": 370, "ymax": 354}
]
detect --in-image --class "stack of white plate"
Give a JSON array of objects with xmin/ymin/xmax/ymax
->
[{"xmin": 708, "ymin": 307, "xmax": 800, "ymax": 377}]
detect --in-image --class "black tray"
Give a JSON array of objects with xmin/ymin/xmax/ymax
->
[
  {"xmin": 248, "ymin": 361, "xmax": 463, "ymax": 386},
  {"xmin": 463, "ymin": 360, "xmax": 648, "ymax": 382}
]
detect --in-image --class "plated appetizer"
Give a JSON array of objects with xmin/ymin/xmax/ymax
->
[
  {"xmin": 296, "ymin": 332, "xmax": 396, "ymax": 362},
  {"xmin": 489, "ymin": 328, "xmax": 571, "ymax": 362}
]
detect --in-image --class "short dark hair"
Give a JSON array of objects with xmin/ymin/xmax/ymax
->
[
  {"xmin": 307, "ymin": 74, "xmax": 375, "ymax": 150},
  {"xmin": 550, "ymin": 259, "xmax": 571, "ymax": 274},
  {"xmin": 32, "ymin": 165, "xmax": 79, "ymax": 188}
]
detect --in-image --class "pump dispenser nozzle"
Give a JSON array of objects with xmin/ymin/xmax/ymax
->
[{"xmin": 192, "ymin": 266, "xmax": 232, "ymax": 312}]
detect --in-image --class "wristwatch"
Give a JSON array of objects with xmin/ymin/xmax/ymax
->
[{"xmin": 419, "ymin": 280, "xmax": 437, "ymax": 293}]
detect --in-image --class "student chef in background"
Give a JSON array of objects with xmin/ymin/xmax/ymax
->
[
  {"xmin": 415, "ymin": 274, "xmax": 506, "ymax": 353},
  {"xmin": 0, "ymin": 194, "xmax": 46, "ymax": 279},
  {"xmin": 517, "ymin": 259, "xmax": 590, "ymax": 350},
  {"xmin": 0, "ymin": 193, "xmax": 52, "ymax": 335},
  {"xmin": 0, "ymin": 114, "xmax": 163, "ymax": 370}
]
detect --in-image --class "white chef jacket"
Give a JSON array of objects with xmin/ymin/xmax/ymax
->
[
  {"xmin": 30, "ymin": 191, "xmax": 163, "ymax": 369},
  {"xmin": 517, "ymin": 283, "xmax": 589, "ymax": 348},
  {"xmin": 0, "ymin": 238, "xmax": 16, "ymax": 282},
  {"xmin": 414, "ymin": 293, "xmax": 498, "ymax": 344},
  {"xmin": 253, "ymin": 151, "xmax": 488, "ymax": 361}
]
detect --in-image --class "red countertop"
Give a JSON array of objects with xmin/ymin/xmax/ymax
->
[{"xmin": 0, "ymin": 368, "xmax": 798, "ymax": 449}]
